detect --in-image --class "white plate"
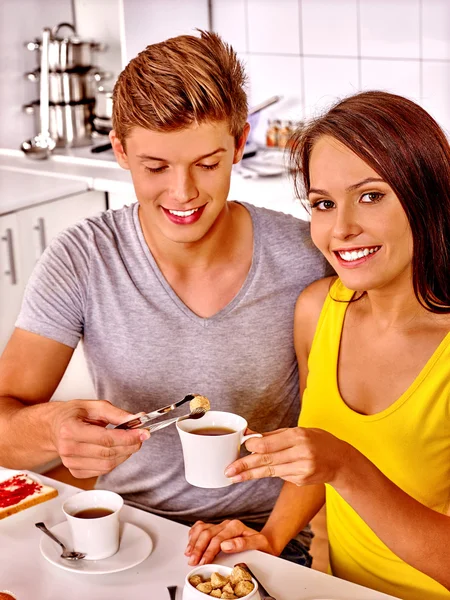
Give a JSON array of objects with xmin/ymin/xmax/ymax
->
[
  {"xmin": 0, "ymin": 468, "xmax": 43, "ymax": 485},
  {"xmin": 39, "ymin": 521, "xmax": 153, "ymax": 574}
]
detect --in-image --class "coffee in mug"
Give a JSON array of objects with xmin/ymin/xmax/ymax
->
[{"xmin": 176, "ymin": 410, "xmax": 262, "ymax": 488}]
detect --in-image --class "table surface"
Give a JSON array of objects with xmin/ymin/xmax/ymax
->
[{"xmin": 0, "ymin": 469, "xmax": 398, "ymax": 600}]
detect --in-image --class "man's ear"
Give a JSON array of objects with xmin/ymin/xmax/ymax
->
[
  {"xmin": 233, "ymin": 122, "xmax": 251, "ymax": 164},
  {"xmin": 109, "ymin": 130, "xmax": 130, "ymax": 170}
]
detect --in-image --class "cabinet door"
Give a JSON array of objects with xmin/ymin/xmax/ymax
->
[
  {"xmin": 0, "ymin": 213, "xmax": 24, "ymax": 353},
  {"xmin": 18, "ymin": 191, "xmax": 106, "ymax": 281},
  {"xmin": 17, "ymin": 191, "xmax": 106, "ymax": 401}
]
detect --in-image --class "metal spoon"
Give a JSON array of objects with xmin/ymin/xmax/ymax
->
[
  {"xmin": 144, "ymin": 407, "xmax": 206, "ymax": 433},
  {"xmin": 21, "ymin": 28, "xmax": 55, "ymax": 159},
  {"xmin": 167, "ymin": 586, "xmax": 177, "ymax": 600},
  {"xmin": 35, "ymin": 522, "xmax": 86, "ymax": 561}
]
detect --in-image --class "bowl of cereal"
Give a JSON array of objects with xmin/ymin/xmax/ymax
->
[{"xmin": 183, "ymin": 564, "xmax": 259, "ymax": 599}]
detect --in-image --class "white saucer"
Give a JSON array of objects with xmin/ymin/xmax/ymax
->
[{"xmin": 39, "ymin": 521, "xmax": 153, "ymax": 574}]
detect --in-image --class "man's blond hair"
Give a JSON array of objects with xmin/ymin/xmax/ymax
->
[{"xmin": 112, "ymin": 30, "xmax": 248, "ymax": 145}]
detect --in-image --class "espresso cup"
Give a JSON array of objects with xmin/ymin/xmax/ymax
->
[
  {"xmin": 176, "ymin": 410, "xmax": 262, "ymax": 488},
  {"xmin": 62, "ymin": 489, "xmax": 123, "ymax": 560}
]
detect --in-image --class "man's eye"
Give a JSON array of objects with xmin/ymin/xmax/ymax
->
[
  {"xmin": 310, "ymin": 199, "xmax": 335, "ymax": 211},
  {"xmin": 144, "ymin": 166, "xmax": 167, "ymax": 174},
  {"xmin": 199, "ymin": 162, "xmax": 219, "ymax": 171},
  {"xmin": 361, "ymin": 192, "xmax": 384, "ymax": 203}
]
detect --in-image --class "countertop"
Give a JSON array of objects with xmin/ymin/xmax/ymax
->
[
  {"xmin": 0, "ymin": 148, "xmax": 309, "ymax": 220},
  {"xmin": 0, "ymin": 467, "xmax": 397, "ymax": 600}
]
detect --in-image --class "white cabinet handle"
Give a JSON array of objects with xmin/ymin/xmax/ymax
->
[
  {"xmin": 33, "ymin": 217, "xmax": 47, "ymax": 256},
  {"xmin": 1, "ymin": 228, "xmax": 17, "ymax": 285}
]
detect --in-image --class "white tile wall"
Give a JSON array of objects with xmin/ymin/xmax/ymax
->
[
  {"xmin": 302, "ymin": 0, "xmax": 358, "ymax": 57},
  {"xmin": 359, "ymin": 0, "xmax": 421, "ymax": 59},
  {"xmin": 210, "ymin": 0, "xmax": 450, "ymax": 133},
  {"xmin": 212, "ymin": 0, "xmax": 247, "ymax": 53},
  {"xmin": 422, "ymin": 61, "xmax": 450, "ymax": 135},
  {"xmin": 360, "ymin": 58, "xmax": 421, "ymax": 101},
  {"xmin": 122, "ymin": 0, "xmax": 209, "ymax": 63},
  {"xmin": 73, "ymin": 0, "xmax": 123, "ymax": 79},
  {"xmin": 247, "ymin": 0, "xmax": 301, "ymax": 54},
  {"xmin": 303, "ymin": 57, "xmax": 360, "ymax": 114},
  {"xmin": 1, "ymin": 0, "xmax": 449, "ymax": 152},
  {"xmin": 422, "ymin": 0, "xmax": 450, "ymax": 60}
]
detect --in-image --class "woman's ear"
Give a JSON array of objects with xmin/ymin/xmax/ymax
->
[
  {"xmin": 233, "ymin": 122, "xmax": 251, "ymax": 164},
  {"xmin": 109, "ymin": 131, "xmax": 130, "ymax": 170}
]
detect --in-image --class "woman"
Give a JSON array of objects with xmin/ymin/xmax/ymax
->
[{"xmin": 185, "ymin": 91, "xmax": 450, "ymax": 600}]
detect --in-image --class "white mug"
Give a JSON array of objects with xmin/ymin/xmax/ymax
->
[
  {"xmin": 176, "ymin": 410, "xmax": 262, "ymax": 489},
  {"xmin": 62, "ymin": 489, "xmax": 123, "ymax": 560}
]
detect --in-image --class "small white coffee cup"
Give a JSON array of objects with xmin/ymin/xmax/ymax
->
[
  {"xmin": 62, "ymin": 489, "xmax": 123, "ymax": 560},
  {"xmin": 176, "ymin": 410, "xmax": 262, "ymax": 488}
]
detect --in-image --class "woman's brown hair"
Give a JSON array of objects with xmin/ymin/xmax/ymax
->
[
  {"xmin": 112, "ymin": 30, "xmax": 248, "ymax": 146},
  {"xmin": 290, "ymin": 90, "xmax": 450, "ymax": 313}
]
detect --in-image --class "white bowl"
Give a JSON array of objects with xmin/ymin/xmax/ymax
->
[{"xmin": 183, "ymin": 564, "xmax": 259, "ymax": 600}]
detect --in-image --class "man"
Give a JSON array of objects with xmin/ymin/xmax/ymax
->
[{"xmin": 0, "ymin": 31, "xmax": 328, "ymax": 566}]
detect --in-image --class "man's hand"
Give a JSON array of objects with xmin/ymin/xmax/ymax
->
[
  {"xmin": 51, "ymin": 400, "xmax": 150, "ymax": 478},
  {"xmin": 185, "ymin": 519, "xmax": 276, "ymax": 566}
]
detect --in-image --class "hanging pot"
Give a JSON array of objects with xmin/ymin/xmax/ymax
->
[
  {"xmin": 25, "ymin": 23, "xmax": 106, "ymax": 71},
  {"xmin": 25, "ymin": 69, "xmax": 110, "ymax": 103},
  {"xmin": 23, "ymin": 100, "xmax": 94, "ymax": 148}
]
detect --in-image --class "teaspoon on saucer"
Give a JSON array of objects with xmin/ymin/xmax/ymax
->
[{"xmin": 35, "ymin": 522, "xmax": 86, "ymax": 561}]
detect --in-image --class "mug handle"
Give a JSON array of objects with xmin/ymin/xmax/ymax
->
[{"xmin": 241, "ymin": 433, "xmax": 263, "ymax": 444}]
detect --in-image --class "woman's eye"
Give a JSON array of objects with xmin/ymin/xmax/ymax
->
[
  {"xmin": 199, "ymin": 162, "xmax": 219, "ymax": 171},
  {"xmin": 310, "ymin": 199, "xmax": 335, "ymax": 211},
  {"xmin": 144, "ymin": 166, "xmax": 167, "ymax": 174},
  {"xmin": 361, "ymin": 192, "xmax": 384, "ymax": 203}
]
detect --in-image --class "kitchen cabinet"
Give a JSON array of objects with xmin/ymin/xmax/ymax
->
[{"xmin": 0, "ymin": 190, "xmax": 106, "ymax": 401}]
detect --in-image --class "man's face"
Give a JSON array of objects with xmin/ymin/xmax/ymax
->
[{"xmin": 110, "ymin": 121, "xmax": 249, "ymax": 245}]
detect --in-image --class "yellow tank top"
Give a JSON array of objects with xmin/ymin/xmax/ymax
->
[{"xmin": 299, "ymin": 279, "xmax": 450, "ymax": 600}]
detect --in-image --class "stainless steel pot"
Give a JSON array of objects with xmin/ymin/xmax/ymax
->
[
  {"xmin": 25, "ymin": 23, "xmax": 105, "ymax": 71},
  {"xmin": 95, "ymin": 88, "xmax": 113, "ymax": 120},
  {"xmin": 25, "ymin": 69, "xmax": 109, "ymax": 103},
  {"xmin": 23, "ymin": 101, "xmax": 94, "ymax": 148}
]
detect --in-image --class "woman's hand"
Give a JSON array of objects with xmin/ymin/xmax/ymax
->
[
  {"xmin": 224, "ymin": 427, "xmax": 355, "ymax": 488},
  {"xmin": 185, "ymin": 519, "xmax": 277, "ymax": 566}
]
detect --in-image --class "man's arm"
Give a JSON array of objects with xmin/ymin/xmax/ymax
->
[{"xmin": 0, "ymin": 328, "xmax": 148, "ymax": 477}]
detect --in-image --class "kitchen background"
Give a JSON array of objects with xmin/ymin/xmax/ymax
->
[
  {"xmin": 0, "ymin": 0, "xmax": 449, "ymax": 151},
  {"xmin": 0, "ymin": 0, "xmax": 448, "ymax": 525}
]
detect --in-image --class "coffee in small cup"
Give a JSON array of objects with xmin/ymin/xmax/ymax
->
[
  {"xmin": 62, "ymin": 490, "xmax": 123, "ymax": 560},
  {"xmin": 73, "ymin": 507, "xmax": 114, "ymax": 519}
]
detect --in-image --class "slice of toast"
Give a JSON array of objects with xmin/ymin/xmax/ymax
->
[{"xmin": 0, "ymin": 473, "xmax": 58, "ymax": 519}]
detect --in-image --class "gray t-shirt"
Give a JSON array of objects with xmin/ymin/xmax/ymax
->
[{"xmin": 16, "ymin": 201, "xmax": 328, "ymax": 523}]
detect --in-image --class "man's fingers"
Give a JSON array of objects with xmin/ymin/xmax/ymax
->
[
  {"xmin": 79, "ymin": 399, "xmax": 138, "ymax": 426},
  {"xmin": 59, "ymin": 419, "xmax": 148, "ymax": 447},
  {"xmin": 60, "ymin": 439, "xmax": 144, "ymax": 461}
]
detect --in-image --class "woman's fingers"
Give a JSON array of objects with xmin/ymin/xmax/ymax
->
[
  {"xmin": 225, "ymin": 445, "xmax": 301, "ymax": 479},
  {"xmin": 186, "ymin": 520, "xmax": 258, "ymax": 566},
  {"xmin": 220, "ymin": 530, "xmax": 273, "ymax": 554},
  {"xmin": 186, "ymin": 521, "xmax": 231, "ymax": 566}
]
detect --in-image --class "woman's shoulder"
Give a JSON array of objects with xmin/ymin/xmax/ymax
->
[{"xmin": 294, "ymin": 277, "xmax": 337, "ymax": 348}]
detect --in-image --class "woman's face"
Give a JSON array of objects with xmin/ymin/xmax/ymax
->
[{"xmin": 308, "ymin": 135, "xmax": 414, "ymax": 293}]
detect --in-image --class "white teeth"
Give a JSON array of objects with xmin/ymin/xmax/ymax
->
[
  {"xmin": 168, "ymin": 208, "xmax": 199, "ymax": 217},
  {"xmin": 338, "ymin": 246, "xmax": 380, "ymax": 262}
]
